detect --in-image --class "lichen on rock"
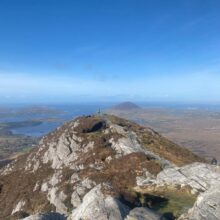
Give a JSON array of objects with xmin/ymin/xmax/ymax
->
[{"xmin": 0, "ymin": 114, "xmax": 215, "ymax": 220}]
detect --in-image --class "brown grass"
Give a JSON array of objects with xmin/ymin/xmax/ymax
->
[
  {"xmin": 105, "ymin": 114, "xmax": 205, "ymax": 166},
  {"xmin": 0, "ymin": 157, "xmax": 54, "ymax": 219}
]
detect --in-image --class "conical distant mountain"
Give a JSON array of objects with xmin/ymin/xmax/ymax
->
[{"xmin": 112, "ymin": 102, "xmax": 141, "ymax": 110}]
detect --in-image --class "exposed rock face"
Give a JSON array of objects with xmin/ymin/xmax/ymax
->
[
  {"xmin": 125, "ymin": 207, "xmax": 162, "ymax": 220},
  {"xmin": 22, "ymin": 213, "xmax": 66, "ymax": 220},
  {"xmin": 179, "ymin": 183, "xmax": 220, "ymax": 220},
  {"xmin": 68, "ymin": 184, "xmax": 130, "ymax": 220},
  {"xmin": 137, "ymin": 163, "xmax": 220, "ymax": 220},
  {"xmin": 0, "ymin": 114, "xmax": 211, "ymax": 220},
  {"xmin": 157, "ymin": 163, "xmax": 220, "ymax": 193},
  {"xmin": 138, "ymin": 163, "xmax": 220, "ymax": 193}
]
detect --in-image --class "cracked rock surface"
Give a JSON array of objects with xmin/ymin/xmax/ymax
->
[{"xmin": 0, "ymin": 114, "xmax": 214, "ymax": 220}]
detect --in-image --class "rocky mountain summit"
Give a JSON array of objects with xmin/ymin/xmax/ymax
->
[{"xmin": 0, "ymin": 114, "xmax": 219, "ymax": 220}]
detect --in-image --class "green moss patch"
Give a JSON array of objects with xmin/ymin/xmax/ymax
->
[{"xmin": 135, "ymin": 187, "xmax": 197, "ymax": 219}]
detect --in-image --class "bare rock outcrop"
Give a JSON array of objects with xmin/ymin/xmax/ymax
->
[
  {"xmin": 157, "ymin": 163, "xmax": 220, "ymax": 193},
  {"xmin": 137, "ymin": 162, "xmax": 220, "ymax": 220},
  {"xmin": 68, "ymin": 184, "xmax": 130, "ymax": 220},
  {"xmin": 125, "ymin": 207, "xmax": 163, "ymax": 220},
  {"xmin": 0, "ymin": 114, "xmax": 209, "ymax": 220},
  {"xmin": 22, "ymin": 213, "xmax": 66, "ymax": 220},
  {"xmin": 179, "ymin": 183, "xmax": 220, "ymax": 220},
  {"xmin": 138, "ymin": 162, "xmax": 220, "ymax": 193}
]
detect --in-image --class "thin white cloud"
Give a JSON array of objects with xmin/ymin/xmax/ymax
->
[{"xmin": 1, "ymin": 70, "xmax": 220, "ymax": 103}]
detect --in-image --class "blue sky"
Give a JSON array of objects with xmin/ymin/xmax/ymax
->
[{"xmin": 0, "ymin": 0, "xmax": 220, "ymax": 103}]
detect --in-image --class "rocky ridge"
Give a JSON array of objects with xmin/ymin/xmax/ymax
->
[{"xmin": 0, "ymin": 114, "xmax": 219, "ymax": 220}]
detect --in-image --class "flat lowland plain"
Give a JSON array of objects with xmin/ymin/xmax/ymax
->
[{"xmin": 107, "ymin": 108, "xmax": 220, "ymax": 161}]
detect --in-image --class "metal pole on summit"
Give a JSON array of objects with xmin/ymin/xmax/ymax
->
[{"xmin": 211, "ymin": 157, "xmax": 218, "ymax": 166}]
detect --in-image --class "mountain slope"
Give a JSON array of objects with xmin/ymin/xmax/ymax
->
[
  {"xmin": 0, "ymin": 114, "xmax": 216, "ymax": 220},
  {"xmin": 112, "ymin": 102, "xmax": 141, "ymax": 111}
]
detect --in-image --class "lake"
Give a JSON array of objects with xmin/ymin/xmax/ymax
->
[{"xmin": 0, "ymin": 103, "xmax": 113, "ymax": 137}]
